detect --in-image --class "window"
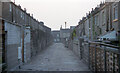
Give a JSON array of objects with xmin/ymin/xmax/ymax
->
[
  {"xmin": 9, "ymin": 4, "xmax": 12, "ymax": 12},
  {"xmin": 54, "ymin": 39, "xmax": 56, "ymax": 42},
  {"xmin": 102, "ymin": 11, "xmax": 105, "ymax": 25},
  {"xmin": 113, "ymin": 6, "xmax": 118, "ymax": 20},
  {"xmin": 21, "ymin": 12, "xmax": 22, "ymax": 18},
  {"xmin": 89, "ymin": 19, "xmax": 91, "ymax": 28},
  {"xmin": 95, "ymin": 15, "xmax": 98, "ymax": 26},
  {"xmin": 20, "ymin": 12, "xmax": 24, "ymax": 19},
  {"xmin": 57, "ymin": 34, "xmax": 59, "ymax": 37},
  {"xmin": 22, "ymin": 13, "xmax": 24, "ymax": 19},
  {"xmin": 16, "ymin": 9, "xmax": 20, "ymax": 16},
  {"xmin": 66, "ymin": 38, "xmax": 68, "ymax": 41}
]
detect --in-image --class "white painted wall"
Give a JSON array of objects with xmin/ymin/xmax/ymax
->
[
  {"xmin": 24, "ymin": 28, "xmax": 31, "ymax": 62},
  {"xmin": 5, "ymin": 22, "xmax": 21, "ymax": 45}
]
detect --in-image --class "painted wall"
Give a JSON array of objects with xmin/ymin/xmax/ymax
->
[
  {"xmin": 24, "ymin": 28, "xmax": 31, "ymax": 63},
  {"xmin": 1, "ymin": 2, "xmax": 53, "ymax": 71},
  {"xmin": 4, "ymin": 22, "xmax": 21, "ymax": 70}
]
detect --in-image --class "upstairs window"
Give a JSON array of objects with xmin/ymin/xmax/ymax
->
[
  {"xmin": 9, "ymin": 4, "xmax": 12, "ymax": 12},
  {"xmin": 113, "ymin": 5, "xmax": 118, "ymax": 20},
  {"xmin": 95, "ymin": 15, "xmax": 98, "ymax": 26},
  {"xmin": 21, "ymin": 12, "xmax": 22, "ymax": 18},
  {"xmin": 102, "ymin": 11, "xmax": 105, "ymax": 25},
  {"xmin": 21, "ymin": 12, "xmax": 24, "ymax": 20},
  {"xmin": 57, "ymin": 34, "xmax": 59, "ymax": 37},
  {"xmin": 22, "ymin": 13, "xmax": 24, "ymax": 20},
  {"xmin": 16, "ymin": 9, "xmax": 18, "ymax": 15}
]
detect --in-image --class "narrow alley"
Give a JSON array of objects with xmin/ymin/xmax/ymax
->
[
  {"xmin": 18, "ymin": 43, "xmax": 89, "ymax": 71},
  {"xmin": 1, "ymin": 1, "xmax": 120, "ymax": 72}
]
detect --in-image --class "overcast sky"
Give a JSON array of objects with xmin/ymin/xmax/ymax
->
[{"xmin": 12, "ymin": 0, "xmax": 104, "ymax": 30}]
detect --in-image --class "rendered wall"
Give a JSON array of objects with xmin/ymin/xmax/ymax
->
[
  {"xmin": 4, "ymin": 22, "xmax": 21, "ymax": 70},
  {"xmin": 24, "ymin": 28, "xmax": 31, "ymax": 63}
]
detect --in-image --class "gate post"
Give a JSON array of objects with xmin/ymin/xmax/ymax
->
[
  {"xmin": 88, "ymin": 42, "xmax": 90, "ymax": 69},
  {"xmin": 104, "ymin": 46, "xmax": 106, "ymax": 73},
  {"xmin": 95, "ymin": 45, "xmax": 97, "ymax": 72}
]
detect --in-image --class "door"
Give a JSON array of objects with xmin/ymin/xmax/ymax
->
[{"xmin": 2, "ymin": 30, "xmax": 7, "ymax": 71}]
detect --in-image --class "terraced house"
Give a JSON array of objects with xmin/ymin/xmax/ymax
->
[
  {"xmin": 88, "ymin": 2, "xmax": 120, "ymax": 43},
  {"xmin": 70, "ymin": 2, "xmax": 120, "ymax": 45},
  {"xmin": 0, "ymin": 1, "xmax": 52, "ymax": 71},
  {"xmin": 73, "ymin": 2, "xmax": 120, "ymax": 42},
  {"xmin": 68, "ymin": 1, "xmax": 120, "ymax": 72}
]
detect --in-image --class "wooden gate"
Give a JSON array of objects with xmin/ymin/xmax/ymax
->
[{"xmin": 89, "ymin": 42, "xmax": 120, "ymax": 73}]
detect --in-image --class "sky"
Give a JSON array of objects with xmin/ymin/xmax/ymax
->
[{"xmin": 11, "ymin": 0, "xmax": 104, "ymax": 30}]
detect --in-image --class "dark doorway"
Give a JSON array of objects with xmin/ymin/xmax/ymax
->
[{"xmin": 2, "ymin": 21, "xmax": 7, "ymax": 71}]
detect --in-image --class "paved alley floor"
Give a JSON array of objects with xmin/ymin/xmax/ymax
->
[{"xmin": 19, "ymin": 43, "xmax": 89, "ymax": 71}]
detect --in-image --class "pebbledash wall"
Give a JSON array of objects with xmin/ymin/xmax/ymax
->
[{"xmin": 1, "ymin": 2, "xmax": 53, "ymax": 71}]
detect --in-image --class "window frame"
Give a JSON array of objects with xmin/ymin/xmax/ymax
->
[
  {"xmin": 102, "ymin": 11, "xmax": 105, "ymax": 25},
  {"xmin": 9, "ymin": 4, "xmax": 12, "ymax": 12},
  {"xmin": 113, "ymin": 5, "xmax": 118, "ymax": 20}
]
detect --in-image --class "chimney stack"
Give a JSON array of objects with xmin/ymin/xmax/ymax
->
[
  {"xmin": 18, "ymin": 5, "xmax": 21, "ymax": 9},
  {"xmin": 31, "ymin": 14, "xmax": 33, "ymax": 17},
  {"xmin": 60, "ymin": 25, "xmax": 62, "ymax": 29},
  {"xmin": 24, "ymin": 8, "xmax": 27, "ymax": 12},
  {"xmin": 92, "ymin": 8, "xmax": 94, "ymax": 11}
]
